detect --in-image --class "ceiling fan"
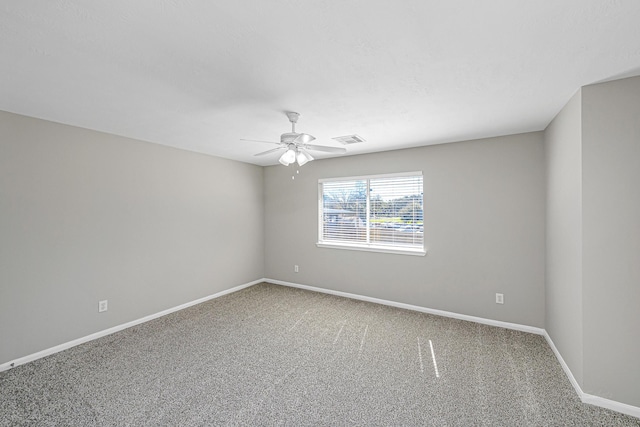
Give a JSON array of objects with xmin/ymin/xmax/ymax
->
[{"xmin": 241, "ymin": 112, "xmax": 346, "ymax": 166}]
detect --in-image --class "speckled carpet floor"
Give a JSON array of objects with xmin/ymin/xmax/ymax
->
[{"xmin": 1, "ymin": 283, "xmax": 638, "ymax": 426}]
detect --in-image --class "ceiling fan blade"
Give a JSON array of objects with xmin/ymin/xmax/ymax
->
[
  {"xmin": 292, "ymin": 133, "xmax": 316, "ymax": 144},
  {"xmin": 240, "ymin": 138, "xmax": 280, "ymax": 145},
  {"xmin": 254, "ymin": 147, "xmax": 284, "ymax": 156},
  {"xmin": 299, "ymin": 148, "xmax": 314, "ymax": 160},
  {"xmin": 303, "ymin": 144, "xmax": 347, "ymax": 154}
]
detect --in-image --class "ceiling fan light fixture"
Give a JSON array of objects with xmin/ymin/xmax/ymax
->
[
  {"xmin": 296, "ymin": 149, "xmax": 313, "ymax": 166},
  {"xmin": 279, "ymin": 148, "xmax": 296, "ymax": 166}
]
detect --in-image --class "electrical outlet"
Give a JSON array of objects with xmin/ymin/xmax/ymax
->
[
  {"xmin": 496, "ymin": 293, "xmax": 504, "ymax": 304},
  {"xmin": 99, "ymin": 300, "xmax": 108, "ymax": 312},
  {"xmin": 294, "ymin": 265, "xmax": 299, "ymax": 273}
]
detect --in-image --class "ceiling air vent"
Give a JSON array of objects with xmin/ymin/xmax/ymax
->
[{"xmin": 332, "ymin": 134, "xmax": 366, "ymax": 145}]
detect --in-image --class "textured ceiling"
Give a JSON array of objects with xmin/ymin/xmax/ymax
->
[{"xmin": 2, "ymin": 1, "xmax": 640, "ymax": 166}]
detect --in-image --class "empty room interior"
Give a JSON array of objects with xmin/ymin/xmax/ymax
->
[{"xmin": 1, "ymin": 1, "xmax": 640, "ymax": 425}]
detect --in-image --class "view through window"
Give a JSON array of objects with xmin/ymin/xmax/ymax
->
[{"xmin": 318, "ymin": 172, "xmax": 424, "ymax": 254}]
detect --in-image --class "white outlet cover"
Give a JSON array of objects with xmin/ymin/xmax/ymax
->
[
  {"xmin": 99, "ymin": 300, "xmax": 108, "ymax": 312},
  {"xmin": 496, "ymin": 293, "xmax": 504, "ymax": 304}
]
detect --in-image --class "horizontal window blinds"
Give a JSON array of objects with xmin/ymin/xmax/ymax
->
[
  {"xmin": 320, "ymin": 173, "xmax": 423, "ymax": 251},
  {"xmin": 321, "ymin": 179, "xmax": 368, "ymax": 244}
]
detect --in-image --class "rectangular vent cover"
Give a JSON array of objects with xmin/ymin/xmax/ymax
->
[{"xmin": 332, "ymin": 134, "xmax": 366, "ymax": 145}]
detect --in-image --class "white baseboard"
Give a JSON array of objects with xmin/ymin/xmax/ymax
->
[
  {"xmin": 265, "ymin": 278, "xmax": 545, "ymax": 335},
  {"xmin": 0, "ymin": 278, "xmax": 263, "ymax": 373},
  {"xmin": 542, "ymin": 331, "xmax": 583, "ymax": 398},
  {"xmin": 543, "ymin": 331, "xmax": 640, "ymax": 419},
  {"xmin": 582, "ymin": 394, "xmax": 640, "ymax": 419}
]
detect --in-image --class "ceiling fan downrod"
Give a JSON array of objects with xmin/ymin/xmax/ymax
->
[{"xmin": 286, "ymin": 111, "xmax": 300, "ymax": 133}]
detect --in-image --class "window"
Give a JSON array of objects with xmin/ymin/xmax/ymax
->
[{"xmin": 318, "ymin": 172, "xmax": 425, "ymax": 255}]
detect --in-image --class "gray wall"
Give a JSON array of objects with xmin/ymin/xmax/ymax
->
[
  {"xmin": 544, "ymin": 75, "xmax": 640, "ymax": 408},
  {"xmin": 0, "ymin": 110, "xmax": 264, "ymax": 365},
  {"xmin": 544, "ymin": 90, "xmax": 584, "ymax": 385},
  {"xmin": 265, "ymin": 133, "xmax": 546, "ymax": 327},
  {"xmin": 582, "ymin": 76, "xmax": 640, "ymax": 406}
]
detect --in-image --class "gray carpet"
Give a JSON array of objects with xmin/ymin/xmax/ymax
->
[{"xmin": 1, "ymin": 283, "xmax": 638, "ymax": 426}]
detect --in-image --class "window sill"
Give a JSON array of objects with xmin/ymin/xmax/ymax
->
[{"xmin": 316, "ymin": 242, "xmax": 427, "ymax": 256}]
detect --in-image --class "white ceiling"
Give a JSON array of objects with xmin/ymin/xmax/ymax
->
[{"xmin": 2, "ymin": 1, "xmax": 640, "ymax": 166}]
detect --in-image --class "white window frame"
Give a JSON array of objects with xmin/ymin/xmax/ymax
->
[{"xmin": 317, "ymin": 171, "xmax": 426, "ymax": 256}]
